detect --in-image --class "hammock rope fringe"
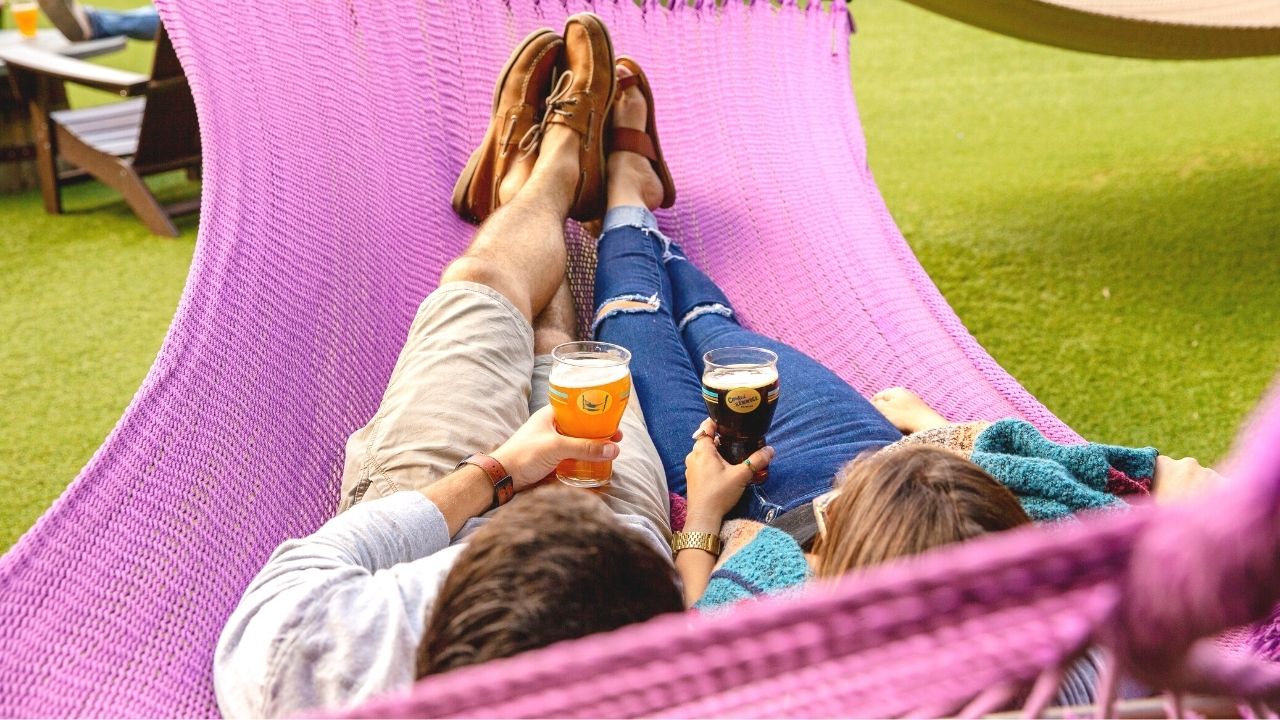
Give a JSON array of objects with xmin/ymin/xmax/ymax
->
[{"xmin": 1, "ymin": 1, "xmax": 1277, "ymax": 717}]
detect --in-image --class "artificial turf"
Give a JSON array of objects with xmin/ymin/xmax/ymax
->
[{"xmin": 1, "ymin": 0, "xmax": 1277, "ymax": 550}]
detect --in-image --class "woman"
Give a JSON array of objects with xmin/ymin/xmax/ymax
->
[{"xmin": 596, "ymin": 56, "xmax": 1222, "ymax": 609}]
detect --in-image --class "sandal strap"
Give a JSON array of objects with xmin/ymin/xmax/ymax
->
[
  {"xmin": 616, "ymin": 74, "xmax": 640, "ymax": 93},
  {"xmin": 607, "ymin": 127, "xmax": 657, "ymax": 162}
]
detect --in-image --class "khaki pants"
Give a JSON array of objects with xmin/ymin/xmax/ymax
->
[{"xmin": 339, "ymin": 281, "xmax": 671, "ymax": 536}]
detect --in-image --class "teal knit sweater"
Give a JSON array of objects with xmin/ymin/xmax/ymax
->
[
  {"xmin": 694, "ymin": 525, "xmax": 809, "ymax": 611},
  {"xmin": 972, "ymin": 419, "xmax": 1156, "ymax": 521}
]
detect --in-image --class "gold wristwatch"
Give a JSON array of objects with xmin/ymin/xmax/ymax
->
[{"xmin": 671, "ymin": 530, "xmax": 722, "ymax": 556}]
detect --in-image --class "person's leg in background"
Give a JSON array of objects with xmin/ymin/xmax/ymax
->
[
  {"xmin": 662, "ymin": 240, "xmax": 904, "ymax": 521},
  {"xmin": 37, "ymin": 0, "xmax": 158, "ymax": 41},
  {"xmin": 85, "ymin": 5, "xmax": 158, "ymax": 40}
]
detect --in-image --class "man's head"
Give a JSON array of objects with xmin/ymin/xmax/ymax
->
[
  {"xmin": 416, "ymin": 485, "xmax": 682, "ymax": 677},
  {"xmin": 812, "ymin": 445, "xmax": 1031, "ymax": 578}
]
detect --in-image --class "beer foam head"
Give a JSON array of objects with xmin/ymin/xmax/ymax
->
[
  {"xmin": 703, "ymin": 364, "xmax": 779, "ymax": 390},
  {"xmin": 550, "ymin": 357, "xmax": 629, "ymax": 387}
]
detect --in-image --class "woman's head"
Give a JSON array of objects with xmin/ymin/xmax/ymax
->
[{"xmin": 811, "ymin": 445, "xmax": 1030, "ymax": 578}]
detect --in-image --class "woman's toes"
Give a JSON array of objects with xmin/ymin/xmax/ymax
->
[{"xmin": 611, "ymin": 66, "xmax": 645, "ymax": 130}]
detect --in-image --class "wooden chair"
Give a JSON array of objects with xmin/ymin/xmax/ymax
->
[{"xmin": 0, "ymin": 25, "xmax": 199, "ymax": 236}]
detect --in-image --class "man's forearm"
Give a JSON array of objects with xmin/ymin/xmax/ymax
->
[{"xmin": 422, "ymin": 464, "xmax": 497, "ymax": 537}]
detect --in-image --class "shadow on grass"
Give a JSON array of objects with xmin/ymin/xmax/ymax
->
[{"xmin": 51, "ymin": 170, "xmax": 202, "ymax": 236}]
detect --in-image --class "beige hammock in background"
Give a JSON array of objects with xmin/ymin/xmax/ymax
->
[{"xmin": 894, "ymin": 0, "xmax": 1280, "ymax": 58}]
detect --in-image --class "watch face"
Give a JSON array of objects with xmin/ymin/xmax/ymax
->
[{"xmin": 496, "ymin": 477, "xmax": 515, "ymax": 506}]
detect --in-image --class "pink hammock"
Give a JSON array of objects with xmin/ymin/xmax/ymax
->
[{"xmin": 1, "ymin": 1, "xmax": 1277, "ymax": 717}]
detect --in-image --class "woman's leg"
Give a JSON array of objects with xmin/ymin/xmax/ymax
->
[
  {"xmin": 591, "ymin": 206, "xmax": 706, "ymax": 491},
  {"xmin": 591, "ymin": 62, "xmax": 709, "ymax": 494},
  {"xmin": 592, "ymin": 209, "xmax": 707, "ymax": 494},
  {"xmin": 663, "ymin": 251, "xmax": 904, "ymax": 521}
]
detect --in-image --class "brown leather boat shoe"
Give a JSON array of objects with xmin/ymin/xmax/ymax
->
[
  {"xmin": 543, "ymin": 12, "xmax": 616, "ymax": 223},
  {"xmin": 451, "ymin": 29, "xmax": 564, "ymax": 225}
]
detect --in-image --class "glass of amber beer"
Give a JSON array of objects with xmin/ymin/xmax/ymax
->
[
  {"xmin": 702, "ymin": 347, "xmax": 779, "ymax": 483},
  {"xmin": 549, "ymin": 341, "xmax": 632, "ymax": 487},
  {"xmin": 12, "ymin": 2, "xmax": 40, "ymax": 38}
]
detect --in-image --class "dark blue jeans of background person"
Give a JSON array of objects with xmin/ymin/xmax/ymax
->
[
  {"xmin": 592, "ymin": 206, "xmax": 903, "ymax": 522},
  {"xmin": 86, "ymin": 5, "xmax": 159, "ymax": 41}
]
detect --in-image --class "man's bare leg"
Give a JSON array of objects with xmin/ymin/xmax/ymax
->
[
  {"xmin": 440, "ymin": 126, "xmax": 581, "ymax": 323},
  {"xmin": 533, "ymin": 275, "xmax": 578, "ymax": 355}
]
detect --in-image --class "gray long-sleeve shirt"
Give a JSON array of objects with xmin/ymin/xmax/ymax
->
[{"xmin": 213, "ymin": 491, "xmax": 669, "ymax": 719}]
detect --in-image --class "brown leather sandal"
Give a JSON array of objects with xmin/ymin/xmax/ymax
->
[
  {"xmin": 451, "ymin": 29, "xmax": 564, "ymax": 225},
  {"xmin": 607, "ymin": 57, "xmax": 677, "ymax": 209}
]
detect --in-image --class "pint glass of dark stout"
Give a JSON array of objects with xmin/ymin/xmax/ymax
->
[{"xmin": 701, "ymin": 347, "xmax": 779, "ymax": 483}]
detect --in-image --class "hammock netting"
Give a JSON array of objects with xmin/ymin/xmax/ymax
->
[{"xmin": 2, "ymin": 1, "xmax": 1279, "ymax": 717}]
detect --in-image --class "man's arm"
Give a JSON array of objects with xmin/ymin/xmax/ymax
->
[
  {"xmin": 214, "ymin": 491, "xmax": 463, "ymax": 718},
  {"xmin": 214, "ymin": 407, "xmax": 625, "ymax": 718},
  {"xmin": 214, "ymin": 467, "xmax": 517, "ymax": 719},
  {"xmin": 424, "ymin": 464, "xmax": 499, "ymax": 537}
]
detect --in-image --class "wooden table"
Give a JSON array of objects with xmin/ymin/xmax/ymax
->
[{"xmin": 1, "ymin": 30, "xmax": 126, "ymax": 193}]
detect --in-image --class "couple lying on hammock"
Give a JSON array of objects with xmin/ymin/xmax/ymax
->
[{"xmin": 213, "ymin": 14, "xmax": 1221, "ymax": 718}]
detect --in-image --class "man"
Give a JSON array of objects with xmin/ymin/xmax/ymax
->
[
  {"xmin": 213, "ymin": 15, "xmax": 683, "ymax": 718},
  {"xmin": 37, "ymin": 0, "xmax": 157, "ymax": 41}
]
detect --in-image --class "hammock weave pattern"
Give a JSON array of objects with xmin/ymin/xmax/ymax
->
[{"xmin": 1, "ymin": 1, "xmax": 1278, "ymax": 717}]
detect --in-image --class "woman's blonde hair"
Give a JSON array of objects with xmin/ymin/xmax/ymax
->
[{"xmin": 811, "ymin": 445, "xmax": 1031, "ymax": 578}]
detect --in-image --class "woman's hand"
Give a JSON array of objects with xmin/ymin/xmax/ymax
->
[
  {"xmin": 1154, "ymin": 454, "xmax": 1224, "ymax": 503},
  {"xmin": 491, "ymin": 406, "xmax": 622, "ymax": 492},
  {"xmin": 683, "ymin": 418, "xmax": 775, "ymax": 528}
]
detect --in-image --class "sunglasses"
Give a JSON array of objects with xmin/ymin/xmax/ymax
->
[{"xmin": 813, "ymin": 488, "xmax": 842, "ymax": 541}]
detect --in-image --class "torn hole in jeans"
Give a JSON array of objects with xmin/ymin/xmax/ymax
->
[
  {"xmin": 591, "ymin": 293, "xmax": 661, "ymax": 337},
  {"xmin": 608, "ymin": 222, "xmax": 686, "ymax": 263},
  {"xmin": 677, "ymin": 303, "xmax": 733, "ymax": 332}
]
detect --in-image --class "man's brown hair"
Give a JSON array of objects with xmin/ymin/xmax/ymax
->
[
  {"xmin": 416, "ymin": 485, "xmax": 682, "ymax": 677},
  {"xmin": 812, "ymin": 445, "xmax": 1031, "ymax": 578}
]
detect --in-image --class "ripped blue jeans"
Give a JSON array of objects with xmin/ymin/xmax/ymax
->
[{"xmin": 592, "ymin": 206, "xmax": 903, "ymax": 522}]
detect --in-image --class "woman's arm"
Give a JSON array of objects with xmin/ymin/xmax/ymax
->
[
  {"xmin": 677, "ymin": 419, "xmax": 775, "ymax": 607},
  {"xmin": 675, "ymin": 509, "xmax": 725, "ymax": 607}
]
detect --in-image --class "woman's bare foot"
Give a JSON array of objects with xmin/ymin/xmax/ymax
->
[
  {"xmin": 871, "ymin": 387, "xmax": 950, "ymax": 434},
  {"xmin": 1153, "ymin": 455, "xmax": 1224, "ymax": 503},
  {"xmin": 605, "ymin": 64, "xmax": 664, "ymax": 212}
]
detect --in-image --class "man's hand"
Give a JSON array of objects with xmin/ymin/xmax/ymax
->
[
  {"xmin": 491, "ymin": 406, "xmax": 622, "ymax": 491},
  {"xmin": 1154, "ymin": 454, "xmax": 1224, "ymax": 503},
  {"xmin": 683, "ymin": 418, "xmax": 774, "ymax": 529}
]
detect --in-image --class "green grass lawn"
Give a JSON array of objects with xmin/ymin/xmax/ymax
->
[
  {"xmin": 1, "ymin": 0, "xmax": 1277, "ymax": 550},
  {"xmin": 850, "ymin": 0, "xmax": 1280, "ymax": 457}
]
